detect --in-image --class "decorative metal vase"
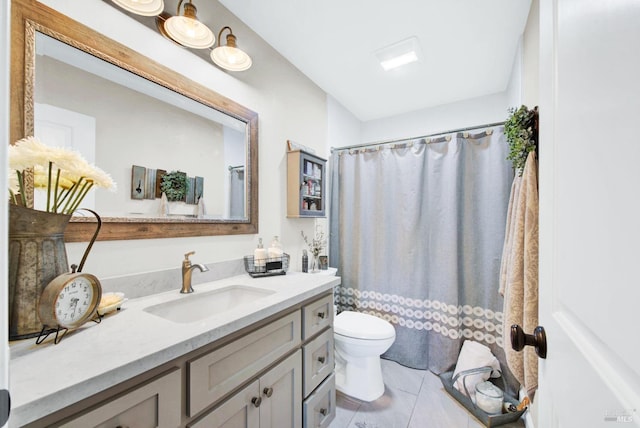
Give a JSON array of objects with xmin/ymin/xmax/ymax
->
[{"xmin": 8, "ymin": 204, "xmax": 71, "ymax": 340}]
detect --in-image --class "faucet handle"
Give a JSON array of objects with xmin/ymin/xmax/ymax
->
[{"xmin": 184, "ymin": 251, "xmax": 195, "ymax": 261}]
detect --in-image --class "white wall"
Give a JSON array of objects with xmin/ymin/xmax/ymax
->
[
  {"xmin": 36, "ymin": 0, "xmax": 329, "ymax": 278},
  {"xmin": 522, "ymin": 0, "xmax": 540, "ymax": 108},
  {"xmin": 327, "ymin": 95, "xmax": 362, "ymax": 148},
  {"xmin": 507, "ymin": 37, "xmax": 524, "ymax": 110},
  {"xmin": 359, "ymin": 91, "xmax": 510, "ymax": 145}
]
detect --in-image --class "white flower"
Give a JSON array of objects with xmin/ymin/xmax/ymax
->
[{"xmin": 8, "ymin": 136, "xmax": 117, "ymax": 213}]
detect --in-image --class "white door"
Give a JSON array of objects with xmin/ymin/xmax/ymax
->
[
  {"xmin": 537, "ymin": 0, "xmax": 640, "ymax": 426},
  {"xmin": 34, "ymin": 103, "xmax": 97, "ymax": 212}
]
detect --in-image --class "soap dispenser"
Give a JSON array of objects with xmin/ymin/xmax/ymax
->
[
  {"xmin": 268, "ymin": 235, "xmax": 283, "ymax": 259},
  {"xmin": 254, "ymin": 238, "xmax": 267, "ymax": 271}
]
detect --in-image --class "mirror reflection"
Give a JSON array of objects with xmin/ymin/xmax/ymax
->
[{"xmin": 34, "ymin": 32, "xmax": 248, "ymax": 220}]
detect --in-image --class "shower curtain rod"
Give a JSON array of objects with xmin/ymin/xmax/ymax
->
[{"xmin": 330, "ymin": 121, "xmax": 505, "ymax": 152}]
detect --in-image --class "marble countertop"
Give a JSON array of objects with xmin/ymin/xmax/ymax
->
[{"xmin": 9, "ymin": 271, "xmax": 340, "ymax": 427}]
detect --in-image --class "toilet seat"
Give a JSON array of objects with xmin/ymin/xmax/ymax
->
[{"xmin": 334, "ymin": 311, "xmax": 395, "ymax": 340}]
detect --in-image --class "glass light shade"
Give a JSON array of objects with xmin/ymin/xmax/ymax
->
[
  {"xmin": 211, "ymin": 46, "xmax": 252, "ymax": 71},
  {"xmin": 164, "ymin": 4, "xmax": 215, "ymax": 49},
  {"xmin": 112, "ymin": 0, "xmax": 164, "ymax": 16}
]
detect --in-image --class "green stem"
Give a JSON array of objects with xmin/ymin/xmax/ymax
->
[
  {"xmin": 46, "ymin": 162, "xmax": 53, "ymax": 212},
  {"xmin": 57, "ymin": 180, "xmax": 80, "ymax": 213},
  {"xmin": 63, "ymin": 178, "xmax": 90, "ymax": 214},
  {"xmin": 53, "ymin": 169, "xmax": 62, "ymax": 213},
  {"xmin": 16, "ymin": 171, "xmax": 27, "ymax": 207},
  {"xmin": 68, "ymin": 181, "xmax": 94, "ymax": 213}
]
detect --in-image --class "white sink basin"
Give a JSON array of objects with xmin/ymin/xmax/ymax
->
[{"xmin": 144, "ymin": 285, "xmax": 276, "ymax": 323}]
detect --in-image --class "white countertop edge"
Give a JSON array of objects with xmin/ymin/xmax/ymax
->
[{"xmin": 9, "ymin": 273, "xmax": 340, "ymax": 427}]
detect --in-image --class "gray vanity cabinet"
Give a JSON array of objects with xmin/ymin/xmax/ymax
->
[
  {"xmin": 189, "ymin": 351, "xmax": 302, "ymax": 428},
  {"xmin": 23, "ymin": 292, "xmax": 335, "ymax": 428}
]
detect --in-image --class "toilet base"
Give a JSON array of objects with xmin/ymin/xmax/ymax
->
[{"xmin": 335, "ymin": 351, "xmax": 385, "ymax": 402}]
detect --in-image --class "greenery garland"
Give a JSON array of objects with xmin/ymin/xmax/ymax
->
[
  {"xmin": 505, "ymin": 105, "xmax": 538, "ymax": 175},
  {"xmin": 160, "ymin": 171, "xmax": 188, "ymax": 201}
]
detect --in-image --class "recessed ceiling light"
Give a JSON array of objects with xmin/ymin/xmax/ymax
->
[{"xmin": 375, "ymin": 36, "xmax": 422, "ymax": 71}]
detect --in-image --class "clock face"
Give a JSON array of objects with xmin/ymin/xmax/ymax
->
[{"xmin": 55, "ymin": 276, "xmax": 95, "ymax": 325}]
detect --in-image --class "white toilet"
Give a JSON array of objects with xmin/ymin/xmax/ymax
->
[{"xmin": 333, "ymin": 310, "xmax": 396, "ymax": 402}]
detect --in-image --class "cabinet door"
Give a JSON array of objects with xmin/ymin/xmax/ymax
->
[
  {"xmin": 188, "ymin": 381, "xmax": 260, "ymax": 428},
  {"xmin": 259, "ymin": 350, "xmax": 302, "ymax": 428},
  {"xmin": 60, "ymin": 368, "xmax": 181, "ymax": 428}
]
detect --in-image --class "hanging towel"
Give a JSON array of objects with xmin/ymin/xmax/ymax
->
[{"xmin": 499, "ymin": 151, "xmax": 539, "ymax": 398}]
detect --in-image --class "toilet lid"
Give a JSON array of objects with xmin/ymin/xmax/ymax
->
[{"xmin": 334, "ymin": 311, "xmax": 395, "ymax": 340}]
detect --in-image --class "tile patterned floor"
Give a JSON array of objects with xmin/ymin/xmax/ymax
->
[{"xmin": 329, "ymin": 359, "xmax": 525, "ymax": 428}]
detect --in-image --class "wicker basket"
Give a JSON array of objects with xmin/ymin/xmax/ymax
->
[{"xmin": 244, "ymin": 253, "xmax": 290, "ymax": 278}]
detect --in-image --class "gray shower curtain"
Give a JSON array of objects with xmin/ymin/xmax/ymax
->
[{"xmin": 329, "ymin": 127, "xmax": 517, "ymax": 389}]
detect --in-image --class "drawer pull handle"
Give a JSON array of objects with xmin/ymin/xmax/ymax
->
[
  {"xmin": 263, "ymin": 387, "xmax": 274, "ymax": 397},
  {"xmin": 317, "ymin": 356, "xmax": 326, "ymax": 364},
  {"xmin": 252, "ymin": 396, "xmax": 262, "ymax": 408},
  {"xmin": 317, "ymin": 312, "xmax": 326, "ymax": 319},
  {"xmin": 319, "ymin": 408, "xmax": 328, "ymax": 416}
]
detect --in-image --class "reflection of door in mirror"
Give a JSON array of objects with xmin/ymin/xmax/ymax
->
[
  {"xmin": 34, "ymin": 103, "xmax": 97, "ymax": 211},
  {"xmin": 34, "ymin": 32, "xmax": 248, "ymax": 220}
]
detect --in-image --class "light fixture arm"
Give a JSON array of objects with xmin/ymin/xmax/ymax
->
[
  {"xmin": 217, "ymin": 26, "xmax": 236, "ymax": 48},
  {"xmin": 177, "ymin": 0, "xmax": 198, "ymax": 19}
]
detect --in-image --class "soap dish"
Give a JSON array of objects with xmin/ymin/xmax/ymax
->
[{"xmin": 97, "ymin": 292, "xmax": 127, "ymax": 316}]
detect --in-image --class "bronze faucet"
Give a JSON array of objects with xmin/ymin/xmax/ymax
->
[{"xmin": 181, "ymin": 251, "xmax": 209, "ymax": 294}]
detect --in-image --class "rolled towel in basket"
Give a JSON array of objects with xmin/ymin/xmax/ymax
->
[{"xmin": 452, "ymin": 340, "xmax": 501, "ymax": 399}]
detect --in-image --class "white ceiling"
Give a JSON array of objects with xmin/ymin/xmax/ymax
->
[{"xmin": 217, "ymin": 0, "xmax": 532, "ymax": 121}]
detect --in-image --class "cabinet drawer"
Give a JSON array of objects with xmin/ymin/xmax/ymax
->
[
  {"xmin": 303, "ymin": 373, "xmax": 335, "ymax": 428},
  {"xmin": 302, "ymin": 294, "xmax": 333, "ymax": 340},
  {"xmin": 188, "ymin": 310, "xmax": 301, "ymax": 417},
  {"xmin": 303, "ymin": 328, "xmax": 334, "ymax": 397},
  {"xmin": 60, "ymin": 368, "xmax": 181, "ymax": 428}
]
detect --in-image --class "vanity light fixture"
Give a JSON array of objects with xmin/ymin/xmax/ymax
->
[
  {"xmin": 113, "ymin": 0, "xmax": 252, "ymax": 71},
  {"xmin": 375, "ymin": 36, "xmax": 422, "ymax": 71},
  {"xmin": 210, "ymin": 27, "xmax": 253, "ymax": 71},
  {"xmin": 111, "ymin": 0, "xmax": 164, "ymax": 17},
  {"xmin": 163, "ymin": 0, "xmax": 215, "ymax": 49}
]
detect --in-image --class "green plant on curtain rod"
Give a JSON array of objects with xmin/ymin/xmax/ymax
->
[{"xmin": 505, "ymin": 105, "xmax": 538, "ymax": 175}]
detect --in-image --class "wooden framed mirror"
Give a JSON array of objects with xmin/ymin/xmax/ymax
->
[{"xmin": 10, "ymin": 0, "xmax": 259, "ymax": 242}]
